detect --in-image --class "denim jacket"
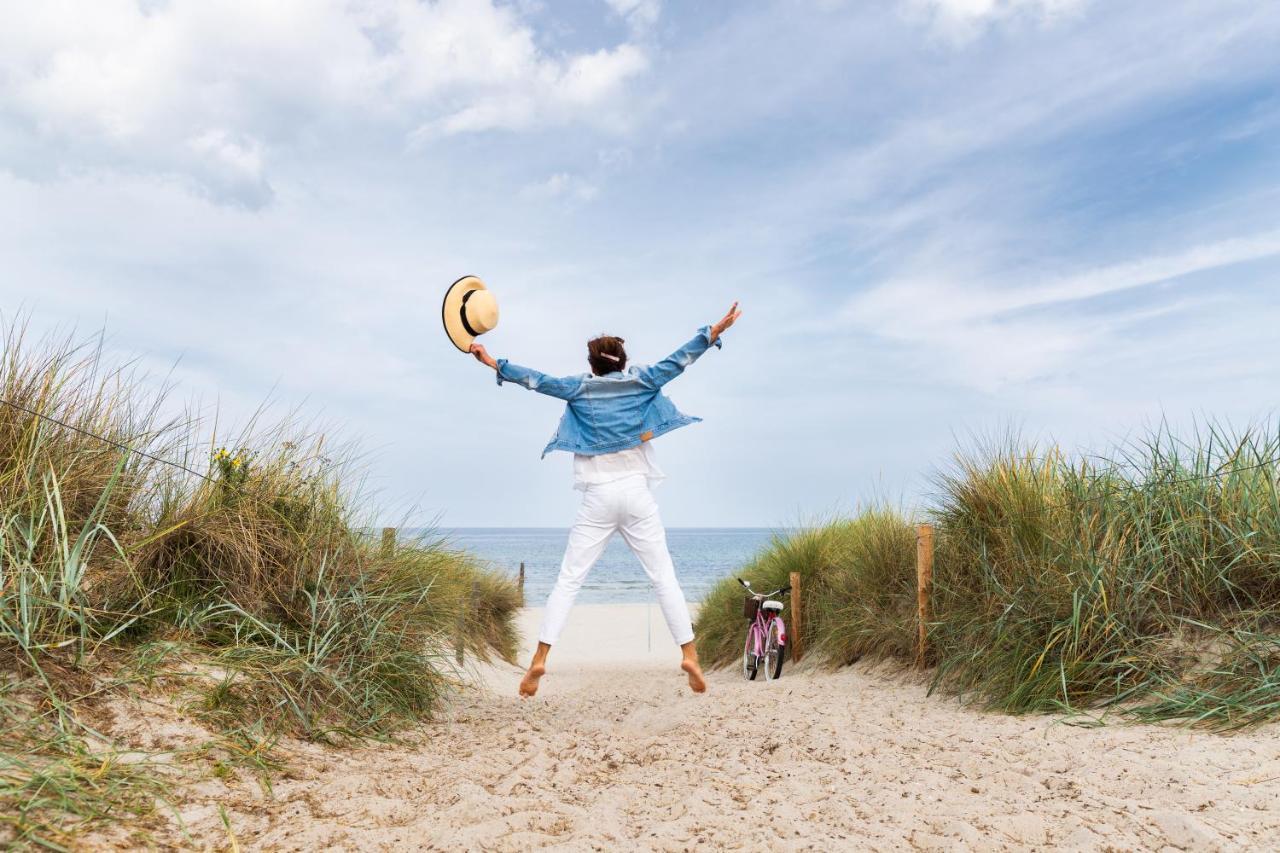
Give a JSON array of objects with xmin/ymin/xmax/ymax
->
[{"xmin": 495, "ymin": 326, "xmax": 723, "ymax": 457}]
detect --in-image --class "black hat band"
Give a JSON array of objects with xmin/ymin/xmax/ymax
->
[{"xmin": 459, "ymin": 289, "xmax": 481, "ymax": 337}]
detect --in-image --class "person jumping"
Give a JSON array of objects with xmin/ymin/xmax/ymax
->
[{"xmin": 467, "ymin": 302, "xmax": 742, "ymax": 697}]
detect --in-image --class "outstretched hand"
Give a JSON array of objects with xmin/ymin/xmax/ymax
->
[
  {"xmin": 469, "ymin": 343, "xmax": 498, "ymax": 370},
  {"xmin": 710, "ymin": 301, "xmax": 742, "ymax": 343}
]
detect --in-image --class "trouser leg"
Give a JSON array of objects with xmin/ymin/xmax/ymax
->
[
  {"xmin": 538, "ymin": 488, "xmax": 616, "ymax": 646},
  {"xmin": 618, "ymin": 483, "xmax": 695, "ymax": 646}
]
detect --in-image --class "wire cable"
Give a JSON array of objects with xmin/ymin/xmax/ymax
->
[{"xmin": 0, "ymin": 394, "xmax": 217, "ymax": 484}]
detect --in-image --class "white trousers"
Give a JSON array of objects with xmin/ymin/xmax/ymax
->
[{"xmin": 539, "ymin": 474, "xmax": 695, "ymax": 647}]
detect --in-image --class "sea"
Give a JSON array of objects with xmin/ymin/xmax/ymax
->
[{"xmin": 426, "ymin": 527, "xmax": 780, "ymax": 605}]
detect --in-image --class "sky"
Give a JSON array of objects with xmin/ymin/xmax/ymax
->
[{"xmin": 2, "ymin": 0, "xmax": 1279, "ymax": 527}]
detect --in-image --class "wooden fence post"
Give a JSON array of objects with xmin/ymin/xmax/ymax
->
[
  {"xmin": 381, "ymin": 527, "xmax": 396, "ymax": 556},
  {"xmin": 518, "ymin": 561, "xmax": 525, "ymax": 605},
  {"xmin": 789, "ymin": 571, "xmax": 803, "ymax": 664},
  {"xmin": 916, "ymin": 523, "xmax": 934, "ymax": 668}
]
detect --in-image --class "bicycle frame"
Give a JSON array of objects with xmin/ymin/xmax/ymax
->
[{"xmin": 746, "ymin": 606, "xmax": 786, "ymax": 658}]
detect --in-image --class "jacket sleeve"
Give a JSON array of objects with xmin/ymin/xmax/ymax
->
[
  {"xmin": 495, "ymin": 359, "xmax": 583, "ymax": 401},
  {"xmin": 636, "ymin": 326, "xmax": 723, "ymax": 390}
]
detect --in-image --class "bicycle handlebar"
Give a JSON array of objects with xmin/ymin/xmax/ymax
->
[{"xmin": 738, "ymin": 579, "xmax": 792, "ymax": 598}]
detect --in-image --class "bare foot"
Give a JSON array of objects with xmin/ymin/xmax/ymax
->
[
  {"xmin": 519, "ymin": 664, "xmax": 545, "ymax": 698},
  {"xmin": 681, "ymin": 659, "xmax": 707, "ymax": 693}
]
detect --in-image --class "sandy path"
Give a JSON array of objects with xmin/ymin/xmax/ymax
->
[{"xmin": 150, "ymin": 606, "xmax": 1280, "ymax": 851}]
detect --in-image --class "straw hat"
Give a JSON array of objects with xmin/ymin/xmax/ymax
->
[{"xmin": 441, "ymin": 275, "xmax": 499, "ymax": 353}]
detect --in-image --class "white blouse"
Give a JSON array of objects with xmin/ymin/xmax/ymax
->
[{"xmin": 572, "ymin": 442, "xmax": 666, "ymax": 491}]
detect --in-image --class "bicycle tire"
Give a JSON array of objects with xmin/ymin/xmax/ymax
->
[
  {"xmin": 763, "ymin": 619, "xmax": 785, "ymax": 681},
  {"xmin": 744, "ymin": 628, "xmax": 759, "ymax": 681}
]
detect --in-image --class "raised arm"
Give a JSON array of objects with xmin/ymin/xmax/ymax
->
[
  {"xmin": 470, "ymin": 343, "xmax": 582, "ymax": 401},
  {"xmin": 638, "ymin": 302, "xmax": 742, "ymax": 390}
]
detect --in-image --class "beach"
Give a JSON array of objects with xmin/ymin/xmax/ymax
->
[
  {"xmin": 15, "ymin": 3, "xmax": 1280, "ymax": 848},
  {"xmin": 504, "ymin": 603, "xmax": 690, "ymax": 666},
  {"xmin": 116, "ymin": 602, "xmax": 1280, "ymax": 851}
]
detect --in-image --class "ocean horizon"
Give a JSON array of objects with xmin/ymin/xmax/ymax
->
[{"xmin": 404, "ymin": 527, "xmax": 782, "ymax": 605}]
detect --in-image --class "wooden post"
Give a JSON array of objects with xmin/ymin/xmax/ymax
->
[
  {"xmin": 789, "ymin": 571, "xmax": 803, "ymax": 664},
  {"xmin": 381, "ymin": 527, "xmax": 395, "ymax": 556},
  {"xmin": 916, "ymin": 523, "xmax": 934, "ymax": 668},
  {"xmin": 518, "ymin": 561, "xmax": 525, "ymax": 604}
]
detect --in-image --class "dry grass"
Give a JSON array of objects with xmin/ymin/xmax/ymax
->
[
  {"xmin": 695, "ymin": 510, "xmax": 917, "ymax": 669},
  {"xmin": 0, "ymin": 321, "xmax": 520, "ymax": 846},
  {"xmin": 696, "ymin": 426, "xmax": 1280, "ymax": 730}
]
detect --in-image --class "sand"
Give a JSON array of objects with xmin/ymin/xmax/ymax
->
[
  {"xmin": 99, "ymin": 605, "xmax": 1280, "ymax": 851},
  {"xmin": 511, "ymin": 603, "xmax": 690, "ymax": 665}
]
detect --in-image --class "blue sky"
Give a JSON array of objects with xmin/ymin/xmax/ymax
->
[{"xmin": 2, "ymin": 0, "xmax": 1279, "ymax": 526}]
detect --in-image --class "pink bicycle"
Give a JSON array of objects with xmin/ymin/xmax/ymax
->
[{"xmin": 738, "ymin": 578, "xmax": 791, "ymax": 681}]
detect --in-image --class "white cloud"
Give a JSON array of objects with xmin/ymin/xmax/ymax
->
[
  {"xmin": 0, "ymin": 0, "xmax": 650, "ymax": 204},
  {"xmin": 606, "ymin": 0, "xmax": 661, "ymax": 33},
  {"xmin": 521, "ymin": 172, "xmax": 599, "ymax": 202},
  {"xmin": 845, "ymin": 231, "xmax": 1280, "ymax": 389},
  {"xmin": 906, "ymin": 0, "xmax": 1089, "ymax": 40},
  {"xmin": 416, "ymin": 43, "xmax": 648, "ymax": 137},
  {"xmin": 186, "ymin": 129, "xmax": 271, "ymax": 207}
]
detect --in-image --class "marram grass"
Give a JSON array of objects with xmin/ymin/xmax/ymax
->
[
  {"xmin": 0, "ymin": 322, "xmax": 520, "ymax": 846},
  {"xmin": 696, "ymin": 510, "xmax": 917, "ymax": 669},
  {"xmin": 696, "ymin": 425, "xmax": 1280, "ymax": 730}
]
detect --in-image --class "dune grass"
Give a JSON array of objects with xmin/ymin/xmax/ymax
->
[
  {"xmin": 695, "ymin": 425, "xmax": 1280, "ymax": 730},
  {"xmin": 0, "ymin": 324, "xmax": 520, "ymax": 846},
  {"xmin": 696, "ymin": 511, "xmax": 917, "ymax": 669}
]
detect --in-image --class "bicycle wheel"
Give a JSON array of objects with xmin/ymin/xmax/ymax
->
[
  {"xmin": 743, "ymin": 628, "xmax": 759, "ymax": 681},
  {"xmin": 763, "ymin": 619, "xmax": 785, "ymax": 681}
]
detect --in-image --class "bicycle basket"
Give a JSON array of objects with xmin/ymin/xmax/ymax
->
[{"xmin": 743, "ymin": 596, "xmax": 760, "ymax": 620}]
